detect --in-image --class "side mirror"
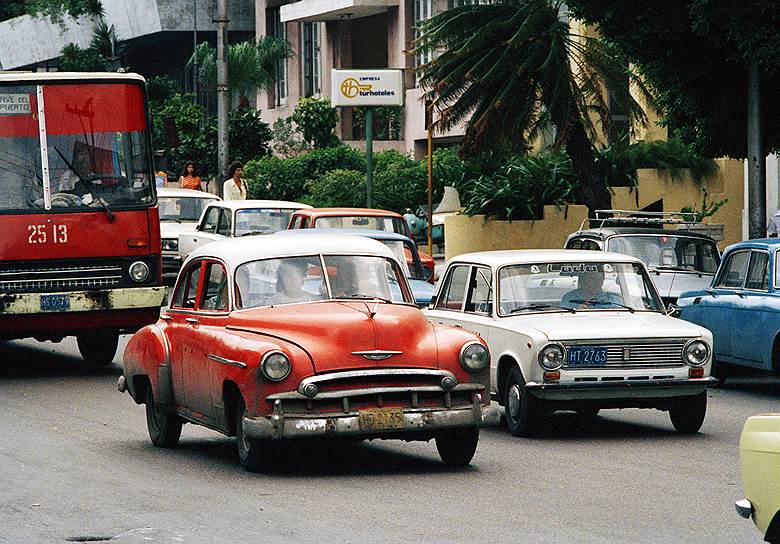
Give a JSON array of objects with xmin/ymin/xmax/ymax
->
[{"xmin": 666, "ymin": 303, "xmax": 681, "ymax": 318}]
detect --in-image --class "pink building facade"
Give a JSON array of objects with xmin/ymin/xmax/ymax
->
[{"xmin": 255, "ymin": 0, "xmax": 468, "ymax": 158}]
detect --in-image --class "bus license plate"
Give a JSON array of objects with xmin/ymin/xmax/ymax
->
[
  {"xmin": 567, "ymin": 346, "xmax": 608, "ymax": 366},
  {"xmin": 40, "ymin": 294, "xmax": 70, "ymax": 312},
  {"xmin": 358, "ymin": 408, "xmax": 406, "ymax": 431}
]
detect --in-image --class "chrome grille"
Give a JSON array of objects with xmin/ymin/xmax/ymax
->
[
  {"xmin": 562, "ymin": 340, "xmax": 687, "ymax": 369},
  {"xmin": 0, "ymin": 263, "xmax": 123, "ymax": 293}
]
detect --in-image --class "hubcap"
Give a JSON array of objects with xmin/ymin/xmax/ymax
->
[{"xmin": 508, "ymin": 384, "xmax": 522, "ymax": 421}]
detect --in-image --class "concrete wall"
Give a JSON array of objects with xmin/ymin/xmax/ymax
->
[{"xmin": 444, "ymin": 205, "xmax": 590, "ymax": 261}]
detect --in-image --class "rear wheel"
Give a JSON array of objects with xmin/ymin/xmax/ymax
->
[
  {"xmin": 504, "ymin": 366, "xmax": 543, "ymax": 437},
  {"xmin": 77, "ymin": 330, "xmax": 119, "ymax": 368},
  {"xmin": 435, "ymin": 426, "xmax": 479, "ymax": 467},
  {"xmin": 145, "ymin": 386, "xmax": 182, "ymax": 448},
  {"xmin": 669, "ymin": 391, "xmax": 707, "ymax": 433}
]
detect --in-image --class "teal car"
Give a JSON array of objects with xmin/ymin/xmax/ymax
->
[{"xmin": 677, "ymin": 238, "xmax": 780, "ymax": 378}]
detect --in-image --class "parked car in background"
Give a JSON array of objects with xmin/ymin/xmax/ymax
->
[
  {"xmin": 736, "ymin": 413, "xmax": 780, "ymax": 543},
  {"xmin": 177, "ymin": 200, "xmax": 311, "ymax": 261},
  {"xmin": 157, "ymin": 188, "xmax": 220, "ymax": 274},
  {"xmin": 677, "ymin": 238, "xmax": 780, "ymax": 379},
  {"xmin": 426, "ymin": 250, "xmax": 716, "ymax": 437},
  {"xmin": 287, "ymin": 207, "xmax": 436, "ymax": 283},
  {"xmin": 119, "ymin": 235, "xmax": 498, "ymax": 471},
  {"xmin": 275, "ymin": 229, "xmax": 436, "ymax": 307},
  {"xmin": 565, "ymin": 211, "xmax": 721, "ymax": 305}
]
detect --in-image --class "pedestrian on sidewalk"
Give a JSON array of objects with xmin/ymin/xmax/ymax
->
[
  {"xmin": 178, "ymin": 161, "xmax": 202, "ymax": 191},
  {"xmin": 223, "ymin": 161, "xmax": 247, "ymax": 200}
]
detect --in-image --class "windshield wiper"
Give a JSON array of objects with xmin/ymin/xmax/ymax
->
[
  {"xmin": 652, "ymin": 265, "xmax": 692, "ymax": 272},
  {"xmin": 568, "ymin": 299, "xmax": 636, "ymax": 313},
  {"xmin": 510, "ymin": 303, "xmax": 576, "ymax": 314},
  {"xmin": 54, "ymin": 146, "xmax": 115, "ymax": 222},
  {"xmin": 344, "ymin": 293, "xmax": 392, "ymax": 303}
]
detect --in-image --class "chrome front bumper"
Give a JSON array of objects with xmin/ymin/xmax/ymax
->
[
  {"xmin": 525, "ymin": 377, "xmax": 717, "ymax": 400},
  {"xmin": 243, "ymin": 394, "xmax": 500, "ymax": 441},
  {"xmin": 735, "ymin": 498, "xmax": 753, "ymax": 519}
]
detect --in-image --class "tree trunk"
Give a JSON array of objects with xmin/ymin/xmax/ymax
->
[{"xmin": 565, "ymin": 114, "xmax": 611, "ymax": 217}]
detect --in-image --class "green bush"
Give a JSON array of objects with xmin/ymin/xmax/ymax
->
[
  {"xmin": 306, "ymin": 169, "xmax": 365, "ymax": 207},
  {"xmin": 460, "ymin": 152, "xmax": 579, "ymax": 221},
  {"xmin": 291, "ymin": 97, "xmax": 340, "ymax": 149}
]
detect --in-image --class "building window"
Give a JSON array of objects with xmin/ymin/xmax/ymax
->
[
  {"xmin": 269, "ymin": 8, "xmax": 288, "ymax": 106},
  {"xmin": 302, "ymin": 22, "xmax": 322, "ymax": 97},
  {"xmin": 447, "ymin": 0, "xmax": 478, "ymax": 7},
  {"xmin": 414, "ymin": 0, "xmax": 432, "ymax": 85}
]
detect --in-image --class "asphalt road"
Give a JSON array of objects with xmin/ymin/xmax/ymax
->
[{"xmin": 1, "ymin": 337, "xmax": 779, "ymax": 544}]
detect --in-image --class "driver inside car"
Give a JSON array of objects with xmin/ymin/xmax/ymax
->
[
  {"xmin": 561, "ymin": 268, "xmax": 622, "ymax": 309},
  {"xmin": 269, "ymin": 261, "xmax": 321, "ymax": 305}
]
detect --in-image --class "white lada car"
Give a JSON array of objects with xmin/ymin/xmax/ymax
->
[{"xmin": 425, "ymin": 250, "xmax": 717, "ymax": 437}]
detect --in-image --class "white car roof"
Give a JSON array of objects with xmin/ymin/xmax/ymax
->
[
  {"xmin": 157, "ymin": 187, "xmax": 221, "ymax": 199},
  {"xmin": 449, "ymin": 249, "xmax": 645, "ymax": 268},
  {"xmin": 205, "ymin": 200, "xmax": 313, "ymax": 211},
  {"xmin": 185, "ymin": 233, "xmax": 398, "ymax": 270}
]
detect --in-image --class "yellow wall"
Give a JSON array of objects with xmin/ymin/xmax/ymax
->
[{"xmin": 443, "ymin": 159, "xmax": 744, "ymax": 260}]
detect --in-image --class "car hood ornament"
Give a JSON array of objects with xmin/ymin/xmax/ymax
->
[{"xmin": 352, "ymin": 350, "xmax": 403, "ymax": 361}]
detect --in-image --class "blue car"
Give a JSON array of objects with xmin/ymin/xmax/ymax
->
[{"xmin": 677, "ymin": 238, "xmax": 780, "ymax": 378}]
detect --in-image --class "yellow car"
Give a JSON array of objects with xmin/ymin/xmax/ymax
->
[{"xmin": 737, "ymin": 414, "xmax": 780, "ymax": 543}]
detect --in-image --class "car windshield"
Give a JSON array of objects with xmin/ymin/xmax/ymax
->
[
  {"xmin": 234, "ymin": 254, "xmax": 411, "ymax": 309},
  {"xmin": 0, "ymin": 82, "xmax": 154, "ymax": 213},
  {"xmin": 498, "ymin": 262, "xmax": 664, "ymax": 315},
  {"xmin": 607, "ymin": 235, "xmax": 719, "ymax": 274},
  {"xmin": 315, "ymin": 215, "xmax": 408, "ymax": 235},
  {"xmin": 234, "ymin": 208, "xmax": 298, "ymax": 236},
  {"xmin": 158, "ymin": 196, "xmax": 215, "ymax": 222}
]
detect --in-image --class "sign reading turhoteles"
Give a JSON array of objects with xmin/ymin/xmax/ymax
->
[{"xmin": 331, "ymin": 69, "xmax": 404, "ymax": 107}]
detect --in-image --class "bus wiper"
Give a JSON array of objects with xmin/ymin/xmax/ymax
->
[{"xmin": 54, "ymin": 146, "xmax": 115, "ymax": 222}]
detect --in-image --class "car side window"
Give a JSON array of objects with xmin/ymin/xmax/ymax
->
[
  {"xmin": 715, "ymin": 250, "xmax": 750, "ymax": 288},
  {"xmin": 199, "ymin": 262, "xmax": 230, "ymax": 311},
  {"xmin": 435, "ymin": 265, "xmax": 469, "ymax": 311},
  {"xmin": 201, "ymin": 207, "xmax": 219, "ymax": 233},
  {"xmin": 173, "ymin": 262, "xmax": 202, "ymax": 309},
  {"xmin": 302, "ymin": 217, "xmax": 312, "ymax": 228},
  {"xmin": 745, "ymin": 251, "xmax": 770, "ymax": 291},
  {"xmin": 568, "ymin": 238, "xmax": 599, "ymax": 250},
  {"xmin": 464, "ymin": 266, "xmax": 493, "ymax": 314},
  {"xmin": 290, "ymin": 216, "xmax": 301, "ymax": 229},
  {"xmin": 216, "ymin": 209, "xmax": 232, "ymax": 236}
]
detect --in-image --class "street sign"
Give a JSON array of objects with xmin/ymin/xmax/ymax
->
[{"xmin": 331, "ymin": 69, "xmax": 404, "ymax": 107}]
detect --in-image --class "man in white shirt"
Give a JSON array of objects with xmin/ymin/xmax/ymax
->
[
  {"xmin": 223, "ymin": 161, "xmax": 247, "ymax": 200},
  {"xmin": 768, "ymin": 208, "xmax": 780, "ymax": 237}
]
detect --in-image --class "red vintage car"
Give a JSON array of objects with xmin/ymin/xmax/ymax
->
[
  {"xmin": 287, "ymin": 207, "xmax": 436, "ymax": 283},
  {"xmin": 119, "ymin": 234, "xmax": 498, "ymax": 471}
]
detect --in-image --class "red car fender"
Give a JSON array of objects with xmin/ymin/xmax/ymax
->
[{"xmin": 122, "ymin": 324, "xmax": 170, "ymax": 405}]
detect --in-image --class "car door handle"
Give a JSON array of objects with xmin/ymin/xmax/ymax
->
[
  {"xmin": 185, "ymin": 317, "xmax": 199, "ymax": 325},
  {"xmin": 737, "ymin": 291, "xmax": 747, "ymax": 298},
  {"xmin": 160, "ymin": 315, "xmax": 173, "ymax": 321}
]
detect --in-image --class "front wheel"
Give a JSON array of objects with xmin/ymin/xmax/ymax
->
[
  {"xmin": 669, "ymin": 391, "xmax": 707, "ymax": 433},
  {"xmin": 145, "ymin": 386, "xmax": 182, "ymax": 448},
  {"xmin": 504, "ymin": 366, "xmax": 543, "ymax": 437},
  {"xmin": 236, "ymin": 398, "xmax": 272, "ymax": 472},
  {"xmin": 77, "ymin": 330, "xmax": 119, "ymax": 367},
  {"xmin": 435, "ymin": 426, "xmax": 479, "ymax": 467}
]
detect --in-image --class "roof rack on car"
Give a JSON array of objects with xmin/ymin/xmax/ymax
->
[{"xmin": 577, "ymin": 209, "xmax": 697, "ymax": 232}]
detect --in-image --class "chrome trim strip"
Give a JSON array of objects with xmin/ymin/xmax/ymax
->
[
  {"xmin": 297, "ymin": 368, "xmax": 456, "ymax": 395},
  {"xmin": 207, "ymin": 354, "xmax": 247, "ymax": 368},
  {"xmin": 273, "ymin": 382, "xmax": 479, "ymax": 401}
]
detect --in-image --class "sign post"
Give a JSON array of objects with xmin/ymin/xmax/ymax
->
[{"xmin": 331, "ymin": 69, "xmax": 404, "ymax": 208}]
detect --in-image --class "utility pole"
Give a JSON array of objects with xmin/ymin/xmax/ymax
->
[
  {"xmin": 192, "ymin": 0, "xmax": 198, "ymax": 104},
  {"xmin": 215, "ymin": 0, "xmax": 229, "ymax": 197},
  {"xmin": 747, "ymin": 63, "xmax": 766, "ymax": 239},
  {"xmin": 365, "ymin": 108, "xmax": 373, "ymax": 208}
]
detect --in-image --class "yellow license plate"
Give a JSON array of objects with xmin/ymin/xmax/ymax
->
[{"xmin": 358, "ymin": 408, "xmax": 406, "ymax": 431}]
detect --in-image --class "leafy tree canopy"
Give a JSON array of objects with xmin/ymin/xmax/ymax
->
[
  {"xmin": 566, "ymin": 0, "xmax": 780, "ymax": 157},
  {"xmin": 1, "ymin": 0, "xmax": 104, "ymax": 23}
]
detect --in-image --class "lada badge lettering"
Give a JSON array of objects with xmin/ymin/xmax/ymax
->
[
  {"xmin": 623, "ymin": 347, "xmax": 631, "ymax": 361},
  {"xmin": 352, "ymin": 350, "xmax": 403, "ymax": 361}
]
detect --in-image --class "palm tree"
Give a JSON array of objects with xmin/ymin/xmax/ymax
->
[
  {"xmin": 190, "ymin": 37, "xmax": 293, "ymax": 109},
  {"xmin": 414, "ymin": 0, "xmax": 652, "ymax": 213}
]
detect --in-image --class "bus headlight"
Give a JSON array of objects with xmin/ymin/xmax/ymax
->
[{"xmin": 129, "ymin": 261, "xmax": 150, "ymax": 282}]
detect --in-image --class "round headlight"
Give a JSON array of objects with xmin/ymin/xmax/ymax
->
[
  {"xmin": 161, "ymin": 238, "xmax": 178, "ymax": 251},
  {"xmin": 261, "ymin": 351, "xmax": 291, "ymax": 381},
  {"xmin": 129, "ymin": 261, "xmax": 150, "ymax": 282},
  {"xmin": 684, "ymin": 340, "xmax": 709, "ymax": 367},
  {"xmin": 538, "ymin": 343, "xmax": 565, "ymax": 370},
  {"xmin": 460, "ymin": 342, "xmax": 489, "ymax": 372}
]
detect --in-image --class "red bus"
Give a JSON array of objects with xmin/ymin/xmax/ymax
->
[{"xmin": 0, "ymin": 72, "xmax": 166, "ymax": 366}]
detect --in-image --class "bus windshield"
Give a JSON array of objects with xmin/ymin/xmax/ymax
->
[{"xmin": 0, "ymin": 82, "xmax": 154, "ymax": 213}]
